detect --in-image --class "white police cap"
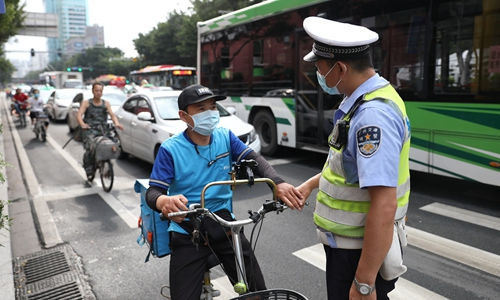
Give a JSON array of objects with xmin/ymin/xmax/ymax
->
[{"xmin": 303, "ymin": 16, "xmax": 379, "ymax": 62}]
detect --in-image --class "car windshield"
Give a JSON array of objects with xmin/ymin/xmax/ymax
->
[
  {"xmin": 103, "ymin": 93, "xmax": 126, "ymax": 106},
  {"xmin": 154, "ymin": 96, "xmax": 230, "ymax": 120}
]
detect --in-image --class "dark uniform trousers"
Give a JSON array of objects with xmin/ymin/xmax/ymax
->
[
  {"xmin": 324, "ymin": 246, "xmax": 397, "ymax": 300},
  {"xmin": 169, "ymin": 229, "xmax": 266, "ymax": 300}
]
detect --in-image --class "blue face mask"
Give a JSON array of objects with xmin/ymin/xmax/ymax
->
[
  {"xmin": 316, "ymin": 63, "xmax": 342, "ymax": 95},
  {"xmin": 187, "ymin": 110, "xmax": 220, "ymax": 136},
  {"xmin": 34, "ymin": 94, "xmax": 39, "ymax": 99}
]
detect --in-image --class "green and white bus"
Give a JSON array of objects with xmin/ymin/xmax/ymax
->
[{"xmin": 197, "ymin": 0, "xmax": 500, "ymax": 187}]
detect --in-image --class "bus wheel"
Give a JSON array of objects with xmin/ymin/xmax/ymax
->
[{"xmin": 253, "ymin": 110, "xmax": 277, "ymax": 155}]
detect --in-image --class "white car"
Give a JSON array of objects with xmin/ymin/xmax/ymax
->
[
  {"xmin": 115, "ymin": 90, "xmax": 260, "ymax": 164},
  {"xmin": 45, "ymin": 88, "xmax": 83, "ymax": 121}
]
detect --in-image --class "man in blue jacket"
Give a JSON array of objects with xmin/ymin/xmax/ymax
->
[{"xmin": 146, "ymin": 84, "xmax": 304, "ymax": 300}]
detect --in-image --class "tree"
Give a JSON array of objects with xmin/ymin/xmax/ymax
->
[
  {"xmin": 0, "ymin": 0, "xmax": 25, "ymax": 85},
  {"xmin": 133, "ymin": 0, "xmax": 262, "ymax": 68}
]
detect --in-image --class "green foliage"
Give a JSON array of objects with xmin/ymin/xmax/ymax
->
[
  {"xmin": 0, "ymin": 57, "xmax": 15, "ymax": 85},
  {"xmin": 134, "ymin": 0, "xmax": 262, "ymax": 67},
  {"xmin": 0, "ymin": 124, "xmax": 10, "ymax": 236},
  {"xmin": 0, "ymin": 0, "xmax": 25, "ymax": 85}
]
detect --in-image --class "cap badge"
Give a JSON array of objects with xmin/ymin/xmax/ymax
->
[{"xmin": 196, "ymin": 87, "xmax": 212, "ymax": 96}]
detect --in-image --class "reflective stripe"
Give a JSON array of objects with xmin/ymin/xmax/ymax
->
[
  {"xmin": 319, "ymin": 175, "xmax": 370, "ymax": 202},
  {"xmin": 317, "ymin": 228, "xmax": 364, "ymax": 249},
  {"xmin": 397, "ymin": 178, "xmax": 410, "ymax": 200},
  {"xmin": 314, "ymin": 201, "xmax": 366, "ymax": 226},
  {"xmin": 149, "ymin": 179, "xmax": 170, "ymax": 189},
  {"xmin": 315, "ymin": 196, "xmax": 408, "ymax": 227},
  {"xmin": 327, "ymin": 150, "xmax": 345, "ymax": 177}
]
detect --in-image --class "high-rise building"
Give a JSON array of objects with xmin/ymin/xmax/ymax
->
[
  {"xmin": 64, "ymin": 24, "xmax": 104, "ymax": 56},
  {"xmin": 45, "ymin": 0, "xmax": 88, "ymax": 62}
]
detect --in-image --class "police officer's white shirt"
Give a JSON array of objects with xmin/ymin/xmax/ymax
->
[{"xmin": 336, "ymin": 73, "xmax": 407, "ymax": 188}]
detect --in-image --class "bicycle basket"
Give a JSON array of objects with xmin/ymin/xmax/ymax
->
[
  {"xmin": 230, "ymin": 289, "xmax": 308, "ymax": 300},
  {"xmin": 94, "ymin": 136, "xmax": 120, "ymax": 161}
]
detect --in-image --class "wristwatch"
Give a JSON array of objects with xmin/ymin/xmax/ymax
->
[{"xmin": 353, "ymin": 277, "xmax": 375, "ymax": 295}]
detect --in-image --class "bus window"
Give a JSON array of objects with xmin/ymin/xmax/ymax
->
[
  {"xmin": 373, "ymin": 7, "xmax": 427, "ymax": 101},
  {"xmin": 433, "ymin": 1, "xmax": 481, "ymax": 95}
]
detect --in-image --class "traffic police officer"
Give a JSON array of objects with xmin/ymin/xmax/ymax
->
[{"xmin": 297, "ymin": 17, "xmax": 411, "ymax": 299}]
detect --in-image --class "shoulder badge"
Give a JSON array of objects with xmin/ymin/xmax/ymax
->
[{"xmin": 356, "ymin": 126, "xmax": 381, "ymax": 157}]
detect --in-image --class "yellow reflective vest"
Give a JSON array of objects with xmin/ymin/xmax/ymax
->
[{"xmin": 314, "ymin": 84, "xmax": 411, "ymax": 242}]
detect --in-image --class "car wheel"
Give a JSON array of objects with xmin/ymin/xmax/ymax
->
[
  {"xmin": 253, "ymin": 110, "xmax": 277, "ymax": 155},
  {"xmin": 118, "ymin": 137, "xmax": 128, "ymax": 159}
]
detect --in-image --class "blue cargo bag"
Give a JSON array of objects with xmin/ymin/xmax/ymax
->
[{"xmin": 135, "ymin": 179, "xmax": 171, "ymax": 262}]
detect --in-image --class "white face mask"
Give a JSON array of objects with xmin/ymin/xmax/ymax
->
[{"xmin": 185, "ymin": 110, "xmax": 220, "ymax": 136}]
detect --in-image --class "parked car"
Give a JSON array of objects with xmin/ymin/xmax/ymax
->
[
  {"xmin": 45, "ymin": 88, "xmax": 83, "ymax": 121},
  {"xmin": 114, "ymin": 90, "xmax": 260, "ymax": 164},
  {"xmin": 67, "ymin": 88, "xmax": 127, "ymax": 132}
]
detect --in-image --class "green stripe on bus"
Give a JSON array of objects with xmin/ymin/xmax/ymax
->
[
  {"xmin": 276, "ymin": 117, "xmax": 291, "ymax": 125},
  {"xmin": 411, "ymin": 137, "xmax": 498, "ymax": 171},
  {"xmin": 282, "ymin": 97, "xmax": 295, "ymax": 117},
  {"xmin": 244, "ymin": 105, "xmax": 252, "ymax": 111},
  {"xmin": 421, "ymin": 108, "xmax": 500, "ymax": 130},
  {"xmin": 230, "ymin": 97, "xmax": 242, "ymax": 103},
  {"xmin": 409, "ymin": 158, "xmax": 475, "ymax": 181},
  {"xmin": 199, "ymin": 0, "xmax": 328, "ymax": 34}
]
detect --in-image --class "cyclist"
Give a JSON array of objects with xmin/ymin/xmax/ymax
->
[
  {"xmin": 76, "ymin": 82, "xmax": 123, "ymax": 179},
  {"xmin": 27, "ymin": 89, "xmax": 47, "ymax": 129},
  {"xmin": 13, "ymin": 88, "xmax": 28, "ymax": 123},
  {"xmin": 145, "ymin": 84, "xmax": 305, "ymax": 300}
]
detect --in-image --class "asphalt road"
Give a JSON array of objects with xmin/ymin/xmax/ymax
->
[{"xmin": 7, "ymin": 109, "xmax": 500, "ymax": 300}]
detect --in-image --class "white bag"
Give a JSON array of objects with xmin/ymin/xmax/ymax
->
[{"xmin": 379, "ymin": 219, "xmax": 408, "ymax": 280}]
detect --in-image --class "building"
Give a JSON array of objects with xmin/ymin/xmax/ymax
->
[
  {"xmin": 45, "ymin": 0, "xmax": 88, "ymax": 62},
  {"xmin": 64, "ymin": 24, "xmax": 105, "ymax": 56}
]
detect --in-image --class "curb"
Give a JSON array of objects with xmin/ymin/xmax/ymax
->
[{"xmin": 0, "ymin": 93, "xmax": 15, "ymax": 300}]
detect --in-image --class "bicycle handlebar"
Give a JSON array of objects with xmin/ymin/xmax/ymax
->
[{"xmin": 166, "ymin": 201, "xmax": 287, "ymax": 226}]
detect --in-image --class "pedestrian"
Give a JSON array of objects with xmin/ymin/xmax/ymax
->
[
  {"xmin": 76, "ymin": 82, "xmax": 123, "ymax": 180},
  {"xmin": 145, "ymin": 84, "xmax": 304, "ymax": 300},
  {"xmin": 296, "ymin": 17, "xmax": 411, "ymax": 299}
]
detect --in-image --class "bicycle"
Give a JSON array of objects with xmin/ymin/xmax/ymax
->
[
  {"xmin": 162, "ymin": 160, "xmax": 308, "ymax": 300},
  {"xmin": 84, "ymin": 123, "xmax": 120, "ymax": 192},
  {"xmin": 33, "ymin": 111, "xmax": 49, "ymax": 142}
]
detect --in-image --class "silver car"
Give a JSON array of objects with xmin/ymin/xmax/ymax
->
[
  {"xmin": 67, "ymin": 88, "xmax": 127, "ymax": 133},
  {"xmin": 115, "ymin": 90, "xmax": 260, "ymax": 164},
  {"xmin": 45, "ymin": 88, "xmax": 83, "ymax": 121}
]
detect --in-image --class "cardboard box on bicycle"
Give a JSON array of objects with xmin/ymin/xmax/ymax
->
[{"xmin": 134, "ymin": 179, "xmax": 171, "ymax": 260}]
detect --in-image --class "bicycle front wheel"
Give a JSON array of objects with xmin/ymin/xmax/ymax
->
[
  {"xmin": 100, "ymin": 160, "xmax": 114, "ymax": 192},
  {"xmin": 230, "ymin": 289, "xmax": 308, "ymax": 300},
  {"xmin": 40, "ymin": 125, "xmax": 47, "ymax": 142}
]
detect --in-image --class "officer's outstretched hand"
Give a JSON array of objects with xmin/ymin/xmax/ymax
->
[
  {"xmin": 276, "ymin": 182, "xmax": 304, "ymax": 211},
  {"xmin": 157, "ymin": 194, "xmax": 189, "ymax": 223}
]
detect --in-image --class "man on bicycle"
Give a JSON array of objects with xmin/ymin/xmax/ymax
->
[
  {"xmin": 13, "ymin": 88, "xmax": 28, "ymax": 123},
  {"xmin": 146, "ymin": 84, "xmax": 305, "ymax": 300},
  {"xmin": 76, "ymin": 82, "xmax": 123, "ymax": 179},
  {"xmin": 27, "ymin": 89, "xmax": 47, "ymax": 129}
]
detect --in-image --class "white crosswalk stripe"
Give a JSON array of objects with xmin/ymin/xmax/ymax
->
[
  {"xmin": 292, "ymin": 243, "xmax": 448, "ymax": 300},
  {"xmin": 420, "ymin": 202, "xmax": 500, "ymax": 232}
]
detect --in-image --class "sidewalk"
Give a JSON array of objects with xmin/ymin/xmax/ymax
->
[{"xmin": 0, "ymin": 93, "xmax": 43, "ymax": 300}]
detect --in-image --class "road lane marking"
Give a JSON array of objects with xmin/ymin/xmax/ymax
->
[
  {"xmin": 211, "ymin": 276, "xmax": 239, "ymax": 298},
  {"xmin": 2, "ymin": 100, "xmax": 62, "ymax": 247},
  {"xmin": 47, "ymin": 135, "xmax": 137, "ymax": 228},
  {"xmin": 98, "ymin": 191, "xmax": 137, "ymax": 228},
  {"xmin": 292, "ymin": 244, "xmax": 448, "ymax": 300},
  {"xmin": 406, "ymin": 226, "xmax": 500, "ymax": 277},
  {"xmin": 420, "ymin": 202, "xmax": 500, "ymax": 232}
]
